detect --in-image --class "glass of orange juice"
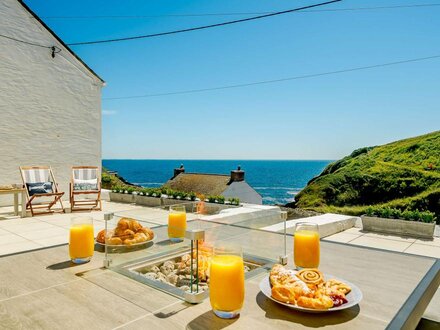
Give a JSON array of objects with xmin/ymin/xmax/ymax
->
[
  {"xmin": 209, "ymin": 244, "xmax": 245, "ymax": 319},
  {"xmin": 294, "ymin": 222, "xmax": 320, "ymax": 269},
  {"xmin": 69, "ymin": 216, "xmax": 94, "ymax": 264},
  {"xmin": 168, "ymin": 205, "xmax": 187, "ymax": 242}
]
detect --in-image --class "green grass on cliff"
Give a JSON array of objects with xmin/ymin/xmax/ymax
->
[
  {"xmin": 101, "ymin": 167, "xmax": 139, "ymax": 190},
  {"xmin": 292, "ymin": 131, "xmax": 440, "ymax": 219}
]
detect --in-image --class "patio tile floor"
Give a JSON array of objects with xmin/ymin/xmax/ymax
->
[{"xmin": 345, "ymin": 235, "xmax": 413, "ymax": 252}]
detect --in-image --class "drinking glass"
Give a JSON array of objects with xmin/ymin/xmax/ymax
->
[
  {"xmin": 69, "ymin": 216, "xmax": 94, "ymax": 264},
  {"xmin": 209, "ymin": 244, "xmax": 245, "ymax": 319},
  {"xmin": 294, "ymin": 222, "xmax": 320, "ymax": 269},
  {"xmin": 168, "ymin": 205, "xmax": 187, "ymax": 242}
]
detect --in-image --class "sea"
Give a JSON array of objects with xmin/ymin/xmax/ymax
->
[{"xmin": 102, "ymin": 160, "xmax": 332, "ymax": 205}]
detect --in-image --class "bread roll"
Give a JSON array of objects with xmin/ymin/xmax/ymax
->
[
  {"xmin": 96, "ymin": 230, "xmax": 106, "ymax": 244},
  {"xmin": 107, "ymin": 237, "xmax": 122, "ymax": 245}
]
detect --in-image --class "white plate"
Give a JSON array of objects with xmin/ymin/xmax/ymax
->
[
  {"xmin": 95, "ymin": 238, "xmax": 153, "ymax": 248},
  {"xmin": 259, "ymin": 273, "xmax": 362, "ymax": 313}
]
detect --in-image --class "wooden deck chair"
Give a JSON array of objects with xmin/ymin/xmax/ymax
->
[
  {"xmin": 19, "ymin": 166, "xmax": 65, "ymax": 216},
  {"xmin": 70, "ymin": 166, "xmax": 102, "ymax": 212}
]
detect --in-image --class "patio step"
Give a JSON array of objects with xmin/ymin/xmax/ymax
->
[{"xmin": 261, "ymin": 213, "xmax": 359, "ymax": 238}]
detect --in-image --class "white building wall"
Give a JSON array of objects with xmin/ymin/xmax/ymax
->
[
  {"xmin": 0, "ymin": 0, "xmax": 103, "ymax": 205},
  {"xmin": 222, "ymin": 182, "xmax": 263, "ymax": 205}
]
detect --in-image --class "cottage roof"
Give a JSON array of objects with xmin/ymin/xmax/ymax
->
[
  {"xmin": 164, "ymin": 173, "xmax": 231, "ymax": 196},
  {"xmin": 17, "ymin": 0, "xmax": 105, "ymax": 84}
]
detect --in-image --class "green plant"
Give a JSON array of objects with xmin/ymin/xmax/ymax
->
[
  {"xmin": 228, "ymin": 197, "xmax": 240, "ymax": 206},
  {"xmin": 126, "ymin": 187, "xmax": 135, "ymax": 194},
  {"xmin": 111, "ymin": 185, "xmax": 122, "ymax": 192},
  {"xmin": 216, "ymin": 195, "xmax": 225, "ymax": 204},
  {"xmin": 380, "ymin": 207, "xmax": 392, "ymax": 219},
  {"xmin": 188, "ymin": 192, "xmax": 196, "ymax": 201},
  {"xmin": 420, "ymin": 211, "xmax": 436, "ymax": 223},
  {"xmin": 208, "ymin": 195, "xmax": 216, "ymax": 203},
  {"xmin": 390, "ymin": 208, "xmax": 402, "ymax": 219},
  {"xmin": 367, "ymin": 207, "xmax": 436, "ymax": 223}
]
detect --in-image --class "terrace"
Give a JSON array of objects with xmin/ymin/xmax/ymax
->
[{"xmin": 0, "ymin": 198, "xmax": 438, "ymax": 329}]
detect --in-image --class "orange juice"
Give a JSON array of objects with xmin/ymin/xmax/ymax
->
[
  {"xmin": 209, "ymin": 255, "xmax": 245, "ymax": 312},
  {"xmin": 168, "ymin": 212, "xmax": 187, "ymax": 239},
  {"xmin": 294, "ymin": 230, "xmax": 320, "ymax": 268},
  {"xmin": 69, "ymin": 224, "xmax": 94, "ymax": 261}
]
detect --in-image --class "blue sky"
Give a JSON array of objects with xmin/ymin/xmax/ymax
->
[{"xmin": 27, "ymin": 0, "xmax": 440, "ymax": 159}]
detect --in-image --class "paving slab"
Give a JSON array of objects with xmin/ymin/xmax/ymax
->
[
  {"xmin": 348, "ymin": 236, "xmax": 413, "ymax": 252},
  {"xmin": 404, "ymin": 244, "xmax": 440, "ymax": 259},
  {"xmin": 414, "ymin": 237, "xmax": 440, "ymax": 248},
  {"xmin": 363, "ymin": 232, "xmax": 417, "ymax": 243},
  {"xmin": 261, "ymin": 213, "xmax": 358, "ymax": 238},
  {"xmin": 17, "ymin": 227, "xmax": 68, "ymax": 240},
  {"xmin": 323, "ymin": 232, "xmax": 361, "ymax": 243},
  {"xmin": 0, "ymin": 234, "xmax": 29, "ymax": 246},
  {"xmin": 0, "ymin": 241, "xmax": 42, "ymax": 256}
]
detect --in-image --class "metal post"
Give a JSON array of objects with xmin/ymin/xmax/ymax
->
[
  {"xmin": 103, "ymin": 212, "xmax": 114, "ymax": 268},
  {"xmin": 278, "ymin": 211, "xmax": 288, "ymax": 265}
]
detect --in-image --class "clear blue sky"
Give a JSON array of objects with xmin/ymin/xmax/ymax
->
[{"xmin": 26, "ymin": 0, "xmax": 440, "ymax": 160}]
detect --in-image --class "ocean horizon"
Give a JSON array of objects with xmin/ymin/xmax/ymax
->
[{"xmin": 103, "ymin": 159, "xmax": 332, "ymax": 205}]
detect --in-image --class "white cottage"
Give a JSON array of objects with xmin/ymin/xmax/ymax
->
[
  {"xmin": 0, "ymin": 0, "xmax": 104, "ymax": 205},
  {"xmin": 164, "ymin": 165, "xmax": 263, "ymax": 205}
]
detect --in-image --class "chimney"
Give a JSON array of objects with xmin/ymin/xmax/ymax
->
[
  {"xmin": 230, "ymin": 165, "xmax": 245, "ymax": 183},
  {"xmin": 172, "ymin": 164, "xmax": 185, "ymax": 179}
]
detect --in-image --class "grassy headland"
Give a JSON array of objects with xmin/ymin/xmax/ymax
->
[{"xmin": 289, "ymin": 131, "xmax": 440, "ymax": 220}]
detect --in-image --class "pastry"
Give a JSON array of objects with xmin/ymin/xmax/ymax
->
[
  {"xmin": 124, "ymin": 232, "xmax": 148, "ymax": 246},
  {"xmin": 271, "ymin": 285, "xmax": 298, "ymax": 304},
  {"xmin": 99, "ymin": 218, "xmax": 154, "ymax": 247},
  {"xmin": 297, "ymin": 269, "xmax": 324, "ymax": 285},
  {"xmin": 269, "ymin": 264, "xmax": 351, "ymax": 310},
  {"xmin": 297, "ymin": 295, "xmax": 334, "ymax": 309},
  {"xmin": 96, "ymin": 229, "xmax": 106, "ymax": 244},
  {"xmin": 323, "ymin": 279, "xmax": 351, "ymax": 295},
  {"xmin": 270, "ymin": 264, "xmax": 300, "ymax": 286},
  {"xmin": 129, "ymin": 220, "xmax": 142, "ymax": 232},
  {"xmin": 107, "ymin": 237, "xmax": 122, "ymax": 245},
  {"xmin": 117, "ymin": 218, "xmax": 130, "ymax": 231},
  {"xmin": 136, "ymin": 227, "xmax": 154, "ymax": 240}
]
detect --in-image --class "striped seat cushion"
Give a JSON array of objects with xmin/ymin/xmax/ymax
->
[
  {"xmin": 73, "ymin": 178, "xmax": 98, "ymax": 191},
  {"xmin": 26, "ymin": 182, "xmax": 53, "ymax": 196}
]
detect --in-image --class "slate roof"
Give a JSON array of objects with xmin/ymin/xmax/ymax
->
[{"xmin": 163, "ymin": 173, "xmax": 231, "ymax": 196}]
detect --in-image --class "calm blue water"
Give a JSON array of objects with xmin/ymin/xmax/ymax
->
[{"xmin": 102, "ymin": 160, "xmax": 332, "ymax": 205}]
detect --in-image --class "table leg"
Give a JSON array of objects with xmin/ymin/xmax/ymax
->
[
  {"xmin": 21, "ymin": 192, "xmax": 26, "ymax": 217},
  {"xmin": 14, "ymin": 193, "xmax": 18, "ymax": 216}
]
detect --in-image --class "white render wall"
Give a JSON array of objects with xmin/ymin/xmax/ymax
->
[
  {"xmin": 223, "ymin": 182, "xmax": 263, "ymax": 205},
  {"xmin": 0, "ymin": 0, "xmax": 103, "ymax": 206}
]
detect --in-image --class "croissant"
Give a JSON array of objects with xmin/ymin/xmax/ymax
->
[
  {"xmin": 107, "ymin": 237, "xmax": 123, "ymax": 245},
  {"xmin": 297, "ymin": 295, "xmax": 333, "ymax": 310},
  {"xmin": 124, "ymin": 232, "xmax": 148, "ymax": 246},
  {"xmin": 129, "ymin": 220, "xmax": 142, "ymax": 232},
  {"xmin": 136, "ymin": 227, "xmax": 154, "ymax": 240},
  {"xmin": 96, "ymin": 229, "xmax": 106, "ymax": 244},
  {"xmin": 117, "ymin": 218, "xmax": 130, "ymax": 231}
]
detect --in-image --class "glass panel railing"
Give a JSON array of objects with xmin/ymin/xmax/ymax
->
[{"xmin": 98, "ymin": 201, "xmax": 288, "ymax": 303}]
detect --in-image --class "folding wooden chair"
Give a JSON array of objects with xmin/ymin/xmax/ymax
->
[
  {"xmin": 70, "ymin": 166, "xmax": 102, "ymax": 212},
  {"xmin": 19, "ymin": 166, "xmax": 65, "ymax": 216}
]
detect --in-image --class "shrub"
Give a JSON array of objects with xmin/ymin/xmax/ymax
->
[
  {"xmin": 228, "ymin": 197, "xmax": 240, "ymax": 206},
  {"xmin": 365, "ymin": 206, "xmax": 436, "ymax": 223},
  {"xmin": 188, "ymin": 192, "xmax": 196, "ymax": 201}
]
